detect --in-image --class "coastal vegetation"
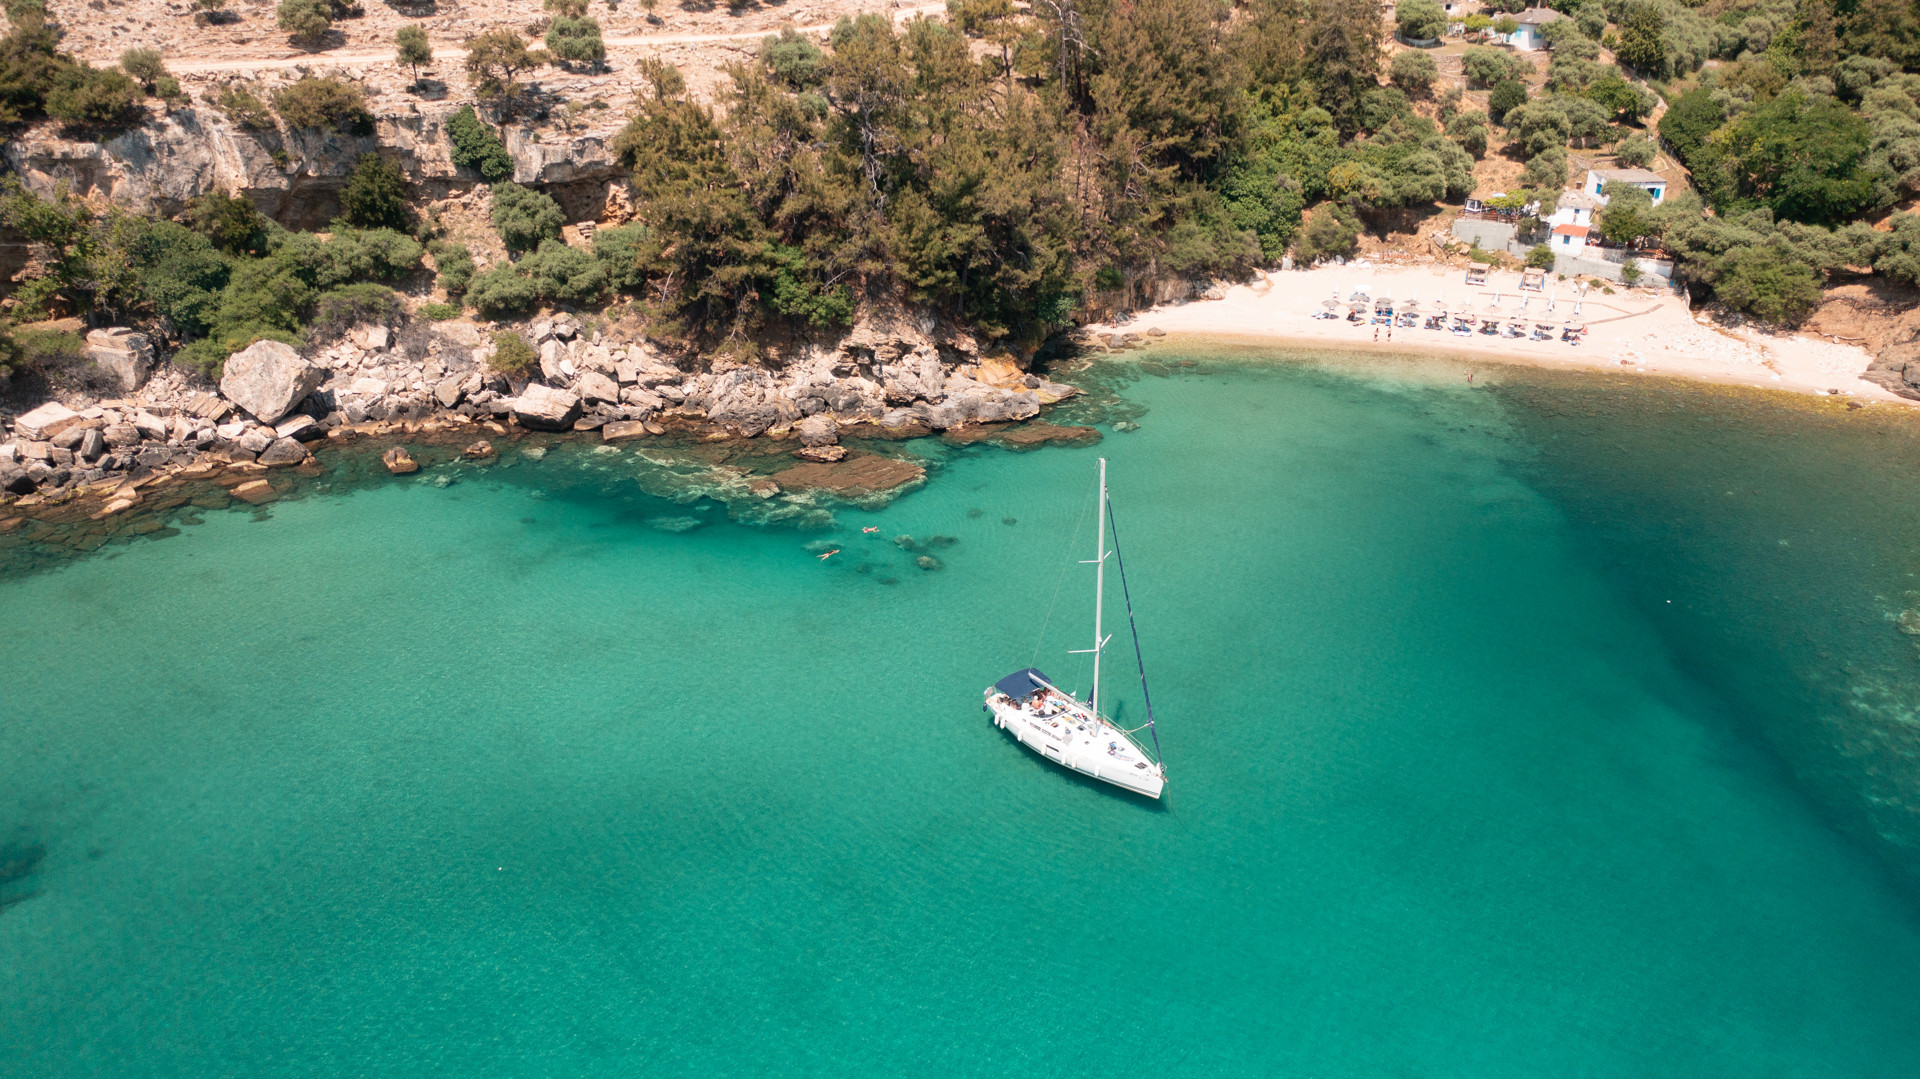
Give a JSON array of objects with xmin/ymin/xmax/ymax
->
[{"xmin": 9, "ymin": 0, "xmax": 1920, "ymax": 374}]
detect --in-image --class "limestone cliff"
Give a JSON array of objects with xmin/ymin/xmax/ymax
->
[{"xmin": 3, "ymin": 105, "xmax": 625, "ymax": 228}]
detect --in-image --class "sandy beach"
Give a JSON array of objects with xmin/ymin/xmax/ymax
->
[{"xmin": 1085, "ymin": 262, "xmax": 1907, "ymax": 403}]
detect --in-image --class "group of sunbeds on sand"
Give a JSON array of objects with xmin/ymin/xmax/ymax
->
[{"xmin": 1313, "ymin": 283, "xmax": 1590, "ymax": 345}]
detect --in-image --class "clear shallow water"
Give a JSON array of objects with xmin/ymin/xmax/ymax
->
[{"xmin": 5, "ymin": 356, "xmax": 1920, "ymax": 1076}]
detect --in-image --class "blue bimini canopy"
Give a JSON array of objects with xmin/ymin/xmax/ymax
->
[{"xmin": 993, "ymin": 668, "xmax": 1052, "ymax": 700}]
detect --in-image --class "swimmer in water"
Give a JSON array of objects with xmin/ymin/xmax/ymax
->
[
  {"xmin": 862, "ymin": 527, "xmax": 880, "ymax": 533},
  {"xmin": 817, "ymin": 549, "xmax": 839, "ymax": 560}
]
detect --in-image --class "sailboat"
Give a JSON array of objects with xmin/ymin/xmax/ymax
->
[{"xmin": 984, "ymin": 458, "xmax": 1167, "ymax": 799}]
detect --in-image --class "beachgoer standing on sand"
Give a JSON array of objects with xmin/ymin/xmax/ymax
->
[{"xmin": 1373, "ymin": 326, "xmax": 1379, "ymax": 342}]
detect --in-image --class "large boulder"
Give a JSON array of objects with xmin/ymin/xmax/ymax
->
[
  {"xmin": 510, "ymin": 384, "xmax": 582, "ymax": 431},
  {"xmin": 85, "ymin": 328, "xmax": 156, "ymax": 392},
  {"xmin": 12, "ymin": 401, "xmax": 82, "ymax": 441},
  {"xmin": 220, "ymin": 340, "xmax": 323, "ymax": 424},
  {"xmin": 576, "ymin": 369, "xmax": 620, "ymax": 405},
  {"xmin": 256, "ymin": 437, "xmax": 308, "ymax": 467}
]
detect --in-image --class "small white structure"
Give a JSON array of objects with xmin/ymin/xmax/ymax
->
[
  {"xmin": 1552, "ymin": 223, "xmax": 1592, "ymax": 254},
  {"xmin": 1584, "ymin": 167, "xmax": 1668, "ymax": 205},
  {"xmin": 1505, "ymin": 7, "xmax": 1564, "ymax": 51},
  {"xmin": 1548, "ymin": 189, "xmax": 1602, "ymax": 228}
]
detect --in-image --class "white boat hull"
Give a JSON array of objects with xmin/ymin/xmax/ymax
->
[{"xmin": 985, "ymin": 691, "xmax": 1165, "ymax": 799}]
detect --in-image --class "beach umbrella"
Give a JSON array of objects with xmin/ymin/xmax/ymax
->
[
  {"xmin": 1402, "ymin": 300, "xmax": 1422, "ymax": 313},
  {"xmin": 1320, "ymin": 298, "xmax": 1342, "ymax": 311}
]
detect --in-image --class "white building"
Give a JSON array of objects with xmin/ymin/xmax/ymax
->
[
  {"xmin": 1583, "ymin": 167, "xmax": 1668, "ymax": 205},
  {"xmin": 1551, "ymin": 223, "xmax": 1591, "ymax": 254},
  {"xmin": 1548, "ymin": 189, "xmax": 1602, "ymax": 228},
  {"xmin": 1505, "ymin": 7, "xmax": 1564, "ymax": 51}
]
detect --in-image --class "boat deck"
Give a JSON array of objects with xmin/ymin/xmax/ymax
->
[{"xmin": 985, "ymin": 690, "xmax": 1165, "ymax": 798}]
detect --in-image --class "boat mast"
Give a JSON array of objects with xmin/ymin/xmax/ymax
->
[
  {"xmin": 1092, "ymin": 457, "xmax": 1107, "ymax": 718},
  {"xmin": 1070, "ymin": 458, "xmax": 1113, "ymax": 715}
]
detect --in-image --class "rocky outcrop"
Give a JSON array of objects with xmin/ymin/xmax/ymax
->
[
  {"xmin": 220, "ymin": 340, "xmax": 323, "ymax": 424},
  {"xmin": 1863, "ymin": 345, "xmax": 1920, "ymax": 401},
  {"xmin": 0, "ymin": 303, "xmax": 1082, "ymax": 509},
  {"xmin": 2, "ymin": 106, "xmax": 626, "ymax": 229},
  {"xmin": 382, "ymin": 446, "xmax": 419, "ymax": 474}
]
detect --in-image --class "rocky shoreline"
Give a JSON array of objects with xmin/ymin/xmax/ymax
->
[{"xmin": 0, "ymin": 309, "xmax": 1097, "ymax": 554}]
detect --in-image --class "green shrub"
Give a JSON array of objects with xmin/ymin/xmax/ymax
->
[
  {"xmin": 546, "ymin": 16, "xmax": 605, "ymax": 65},
  {"xmin": 8, "ymin": 327, "xmax": 86, "ymax": 378},
  {"xmin": 339, "ymin": 153, "xmax": 413, "ymax": 231},
  {"xmin": 45, "ymin": 66, "xmax": 142, "ymax": 128},
  {"xmin": 277, "ymin": 0, "xmax": 333, "ymax": 46},
  {"xmin": 591, "ymin": 223, "xmax": 653, "ymax": 289},
  {"xmin": 464, "ymin": 28, "xmax": 544, "ymax": 99},
  {"xmin": 1488, "ymin": 79, "xmax": 1528, "ymax": 125},
  {"xmin": 466, "ymin": 238, "xmax": 608, "ymax": 315},
  {"xmin": 1389, "ymin": 51, "xmax": 1438, "ymax": 96},
  {"xmin": 119, "ymin": 47, "xmax": 167, "ymax": 92},
  {"xmin": 489, "ymin": 181, "xmax": 564, "ymax": 252},
  {"xmin": 446, "ymin": 105, "xmax": 513, "ymax": 182},
  {"xmin": 1293, "ymin": 203, "xmax": 1361, "ymax": 264},
  {"xmin": 187, "ymin": 191, "xmax": 270, "ymax": 256},
  {"xmin": 489, "ymin": 330, "xmax": 536, "ymax": 375},
  {"xmin": 1463, "ymin": 46, "xmax": 1529, "ymax": 89},
  {"xmin": 760, "ymin": 27, "xmax": 825, "ymax": 89},
  {"xmin": 1396, "ymin": 0, "xmax": 1446, "ymax": 40},
  {"xmin": 1447, "ymin": 109, "xmax": 1490, "ymax": 157},
  {"xmin": 1526, "ymin": 243, "xmax": 1556, "ymax": 269},
  {"xmin": 125, "ymin": 219, "xmax": 233, "ymax": 336},
  {"xmin": 417, "ymin": 301, "xmax": 462, "ymax": 320},
  {"xmin": 395, "ymin": 24, "xmax": 432, "ymax": 82},
  {"xmin": 0, "ymin": 11, "xmax": 78, "ymax": 125},
  {"xmin": 310, "ymin": 281, "xmax": 400, "ymax": 340},
  {"xmin": 305, "ymin": 226, "xmax": 424, "ymax": 286},
  {"xmin": 1613, "ymin": 133, "xmax": 1657, "ymax": 168},
  {"xmin": 464, "ymin": 262, "xmax": 542, "ymax": 316},
  {"xmin": 272, "ymin": 76, "xmax": 369, "ymax": 131},
  {"xmin": 429, "ymin": 240, "xmax": 476, "ymax": 296},
  {"xmin": 213, "ymin": 83, "xmax": 276, "ymax": 129},
  {"xmin": 1522, "ymin": 146, "xmax": 1568, "ymax": 188},
  {"xmin": 544, "ymin": 0, "xmax": 589, "ymax": 15}
]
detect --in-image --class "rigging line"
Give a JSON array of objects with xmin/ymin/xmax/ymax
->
[
  {"xmin": 1030, "ymin": 473, "xmax": 1097, "ymax": 667},
  {"xmin": 1105, "ymin": 494, "xmax": 1162, "ymax": 763}
]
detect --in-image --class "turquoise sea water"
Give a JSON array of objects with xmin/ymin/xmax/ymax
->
[{"xmin": 5, "ymin": 352, "xmax": 1920, "ymax": 1076}]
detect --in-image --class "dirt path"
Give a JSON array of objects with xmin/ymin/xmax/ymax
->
[{"xmin": 154, "ymin": 4, "xmax": 946, "ymax": 74}]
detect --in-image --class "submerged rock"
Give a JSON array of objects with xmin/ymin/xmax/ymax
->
[
  {"xmin": 646, "ymin": 516, "xmax": 703, "ymax": 533},
  {"xmin": 462, "ymin": 440, "xmax": 495, "ymax": 460},
  {"xmin": 382, "ymin": 446, "xmax": 419, "ymax": 474},
  {"xmin": 793, "ymin": 444, "xmax": 847, "ymax": 463},
  {"xmin": 231, "ymin": 479, "xmax": 277, "ymax": 504}
]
